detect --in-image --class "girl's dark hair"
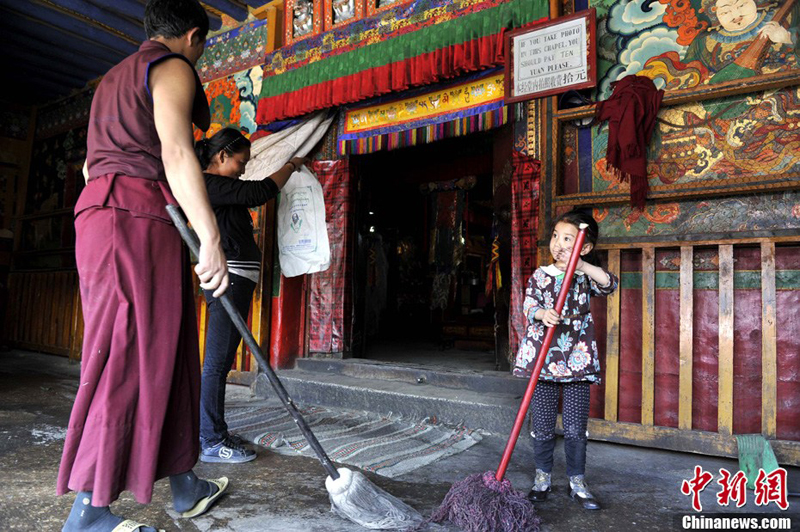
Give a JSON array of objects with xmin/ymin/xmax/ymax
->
[
  {"xmin": 144, "ymin": 0, "xmax": 209, "ymax": 41},
  {"xmin": 195, "ymin": 128, "xmax": 251, "ymax": 170},
  {"xmin": 553, "ymin": 207, "xmax": 601, "ymax": 266}
]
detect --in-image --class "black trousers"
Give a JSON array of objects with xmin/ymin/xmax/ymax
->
[
  {"xmin": 199, "ymin": 273, "xmax": 256, "ymax": 446},
  {"xmin": 530, "ymin": 380, "xmax": 591, "ymax": 477}
]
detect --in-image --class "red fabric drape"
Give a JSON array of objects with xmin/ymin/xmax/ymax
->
[
  {"xmin": 256, "ymin": 31, "xmax": 505, "ymax": 123},
  {"xmin": 307, "ymin": 160, "xmax": 354, "ymax": 354},
  {"xmin": 594, "ymin": 75, "xmax": 663, "ymax": 210},
  {"xmin": 508, "ymin": 153, "xmax": 540, "ymax": 358}
]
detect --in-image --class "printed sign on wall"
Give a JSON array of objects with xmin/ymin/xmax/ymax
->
[{"xmin": 504, "ymin": 9, "xmax": 597, "ymax": 103}]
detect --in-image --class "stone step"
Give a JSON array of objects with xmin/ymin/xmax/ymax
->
[
  {"xmin": 254, "ymin": 365, "xmax": 530, "ymax": 435},
  {"xmin": 294, "ymin": 357, "xmax": 528, "ymax": 395}
]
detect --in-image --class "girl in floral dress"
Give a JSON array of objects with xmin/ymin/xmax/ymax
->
[{"xmin": 514, "ymin": 208, "xmax": 618, "ymax": 510}]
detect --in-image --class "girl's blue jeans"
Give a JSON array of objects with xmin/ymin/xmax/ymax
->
[{"xmin": 199, "ymin": 273, "xmax": 256, "ymax": 447}]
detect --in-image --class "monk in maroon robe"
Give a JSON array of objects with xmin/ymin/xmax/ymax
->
[{"xmin": 58, "ymin": 1, "xmax": 231, "ymax": 531}]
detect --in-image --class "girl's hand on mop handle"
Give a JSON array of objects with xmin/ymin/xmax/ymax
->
[{"xmin": 536, "ymin": 308, "xmax": 561, "ymax": 328}]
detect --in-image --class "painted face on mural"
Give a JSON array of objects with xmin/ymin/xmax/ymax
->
[{"xmin": 712, "ymin": 0, "xmax": 759, "ymax": 32}]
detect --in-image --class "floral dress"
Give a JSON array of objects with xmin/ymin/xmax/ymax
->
[{"xmin": 513, "ymin": 264, "xmax": 619, "ymax": 383}]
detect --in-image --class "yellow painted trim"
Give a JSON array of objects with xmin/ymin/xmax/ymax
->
[
  {"xmin": 717, "ymin": 245, "xmax": 734, "ymax": 436},
  {"xmin": 678, "ymin": 246, "xmax": 693, "ymax": 430},
  {"xmin": 761, "ymin": 242, "xmax": 777, "ymax": 438},
  {"xmin": 641, "ymin": 247, "xmax": 655, "ymax": 426},
  {"xmin": 604, "ymin": 249, "xmax": 620, "ymax": 422}
]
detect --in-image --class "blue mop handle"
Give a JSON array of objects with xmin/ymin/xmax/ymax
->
[{"xmin": 166, "ymin": 204, "xmax": 340, "ymax": 480}]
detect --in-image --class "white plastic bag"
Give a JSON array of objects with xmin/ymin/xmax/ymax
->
[{"xmin": 277, "ymin": 165, "xmax": 330, "ymax": 277}]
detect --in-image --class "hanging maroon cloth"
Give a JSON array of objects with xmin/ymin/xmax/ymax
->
[
  {"xmin": 509, "ymin": 152, "xmax": 540, "ymax": 359},
  {"xmin": 594, "ymin": 75, "xmax": 663, "ymax": 210}
]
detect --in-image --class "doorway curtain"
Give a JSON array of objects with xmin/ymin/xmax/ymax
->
[
  {"xmin": 307, "ymin": 159, "xmax": 354, "ymax": 354},
  {"xmin": 508, "ymin": 152, "xmax": 540, "ymax": 362}
]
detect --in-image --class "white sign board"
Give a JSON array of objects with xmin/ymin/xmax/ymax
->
[{"xmin": 505, "ymin": 10, "xmax": 596, "ymax": 103}]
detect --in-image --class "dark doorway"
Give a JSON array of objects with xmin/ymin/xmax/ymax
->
[{"xmin": 351, "ymin": 132, "xmax": 501, "ymax": 371}]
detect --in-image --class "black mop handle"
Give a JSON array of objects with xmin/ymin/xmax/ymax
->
[{"xmin": 166, "ymin": 204, "xmax": 340, "ymax": 480}]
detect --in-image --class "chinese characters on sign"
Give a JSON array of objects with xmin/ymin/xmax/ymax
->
[
  {"xmin": 504, "ymin": 9, "xmax": 596, "ymax": 103},
  {"xmin": 514, "ymin": 21, "xmax": 585, "ymax": 94},
  {"xmin": 681, "ymin": 466, "xmax": 789, "ymax": 512}
]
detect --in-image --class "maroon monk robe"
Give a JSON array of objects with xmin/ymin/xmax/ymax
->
[{"xmin": 57, "ymin": 40, "xmax": 210, "ymax": 506}]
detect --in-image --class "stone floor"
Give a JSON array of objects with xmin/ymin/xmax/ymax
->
[{"xmin": 1, "ymin": 349, "xmax": 798, "ymax": 531}]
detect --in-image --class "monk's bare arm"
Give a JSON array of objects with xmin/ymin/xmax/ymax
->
[{"xmin": 150, "ymin": 57, "xmax": 229, "ymax": 296}]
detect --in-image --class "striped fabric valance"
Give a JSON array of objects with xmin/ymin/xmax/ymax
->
[{"xmin": 337, "ymin": 69, "xmax": 508, "ymax": 155}]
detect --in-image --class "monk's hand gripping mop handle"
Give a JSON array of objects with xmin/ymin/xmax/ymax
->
[
  {"xmin": 167, "ymin": 204, "xmax": 423, "ymax": 530},
  {"xmin": 166, "ymin": 204, "xmax": 339, "ymax": 478}
]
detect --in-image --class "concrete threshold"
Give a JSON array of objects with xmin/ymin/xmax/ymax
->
[{"xmin": 255, "ymin": 358, "xmax": 527, "ymax": 434}]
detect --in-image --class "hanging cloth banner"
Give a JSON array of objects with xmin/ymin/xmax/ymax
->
[
  {"xmin": 338, "ymin": 69, "xmax": 507, "ymax": 155},
  {"xmin": 255, "ymin": 0, "xmax": 547, "ymax": 124}
]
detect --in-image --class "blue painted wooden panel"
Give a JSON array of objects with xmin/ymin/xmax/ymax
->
[
  {"xmin": 13, "ymin": 62, "xmax": 88, "ymax": 87},
  {"xmin": 203, "ymin": 0, "xmax": 249, "ymax": 20},
  {"xmin": 108, "ymin": 0, "xmax": 222, "ymax": 31},
  {"xmin": 0, "ymin": 2, "xmax": 138, "ymax": 55},
  {"xmin": 8, "ymin": 71, "xmax": 83, "ymax": 93},
  {"xmin": 0, "ymin": 16, "xmax": 124, "ymax": 67},
  {"xmin": 2, "ymin": 40, "xmax": 107, "ymax": 80},
  {"xmin": 45, "ymin": 0, "xmax": 146, "ymax": 41},
  {"xmin": 578, "ymin": 126, "xmax": 592, "ymax": 193}
]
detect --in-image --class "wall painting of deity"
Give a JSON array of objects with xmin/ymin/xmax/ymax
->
[
  {"xmin": 324, "ymin": 0, "xmax": 363, "ymax": 30},
  {"xmin": 547, "ymin": 0, "xmax": 800, "ymax": 209},
  {"xmin": 366, "ymin": 0, "xmax": 410, "ymax": 17},
  {"xmin": 284, "ymin": 0, "xmax": 323, "ymax": 45}
]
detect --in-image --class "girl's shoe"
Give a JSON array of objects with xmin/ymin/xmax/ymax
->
[
  {"xmin": 527, "ymin": 469, "xmax": 551, "ymax": 502},
  {"xmin": 569, "ymin": 475, "xmax": 601, "ymax": 510}
]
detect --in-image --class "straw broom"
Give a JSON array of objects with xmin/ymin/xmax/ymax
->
[
  {"xmin": 167, "ymin": 205, "xmax": 423, "ymax": 530},
  {"xmin": 430, "ymin": 224, "xmax": 589, "ymax": 532}
]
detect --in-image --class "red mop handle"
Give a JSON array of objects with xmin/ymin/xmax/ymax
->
[{"xmin": 495, "ymin": 224, "xmax": 588, "ymax": 481}]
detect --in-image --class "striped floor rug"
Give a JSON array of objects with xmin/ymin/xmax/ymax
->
[{"xmin": 226, "ymin": 404, "xmax": 483, "ymax": 478}]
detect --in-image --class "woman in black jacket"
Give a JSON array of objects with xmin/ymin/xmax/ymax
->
[{"xmin": 195, "ymin": 127, "xmax": 306, "ymax": 463}]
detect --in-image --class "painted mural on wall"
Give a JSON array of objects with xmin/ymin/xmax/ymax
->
[
  {"xmin": 0, "ymin": 108, "xmax": 29, "ymax": 140},
  {"xmin": 196, "ymin": 19, "xmax": 268, "ymax": 83},
  {"xmin": 590, "ymin": 85, "xmax": 800, "ymax": 193},
  {"xmin": 593, "ymin": 0, "xmax": 799, "ymax": 98},
  {"xmin": 195, "ymin": 66, "xmax": 264, "ymax": 140},
  {"xmin": 554, "ymin": 0, "xmax": 800, "ymax": 241},
  {"xmin": 35, "ymin": 89, "xmax": 93, "ymax": 141},
  {"xmin": 592, "ymin": 190, "xmax": 800, "ymax": 239},
  {"xmin": 588, "ymin": 0, "xmax": 800, "ymax": 197},
  {"xmin": 27, "ymin": 128, "xmax": 86, "ymax": 215}
]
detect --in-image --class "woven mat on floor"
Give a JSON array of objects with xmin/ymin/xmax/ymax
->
[{"xmin": 226, "ymin": 404, "xmax": 482, "ymax": 478}]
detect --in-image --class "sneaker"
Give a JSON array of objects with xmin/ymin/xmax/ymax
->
[
  {"xmin": 200, "ymin": 437, "xmax": 257, "ymax": 464},
  {"xmin": 569, "ymin": 475, "xmax": 601, "ymax": 510},
  {"xmin": 527, "ymin": 469, "xmax": 551, "ymax": 502},
  {"xmin": 226, "ymin": 433, "xmax": 250, "ymax": 448}
]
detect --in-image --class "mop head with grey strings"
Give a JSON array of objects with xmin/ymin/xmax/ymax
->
[
  {"xmin": 326, "ymin": 468, "xmax": 424, "ymax": 529},
  {"xmin": 165, "ymin": 203, "xmax": 424, "ymax": 531}
]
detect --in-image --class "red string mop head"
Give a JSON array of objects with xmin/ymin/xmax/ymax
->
[{"xmin": 430, "ymin": 224, "xmax": 588, "ymax": 532}]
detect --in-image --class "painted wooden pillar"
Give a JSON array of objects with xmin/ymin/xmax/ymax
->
[
  {"xmin": 760, "ymin": 242, "xmax": 777, "ymax": 439},
  {"xmin": 604, "ymin": 249, "xmax": 621, "ymax": 422},
  {"xmin": 641, "ymin": 247, "xmax": 655, "ymax": 426},
  {"xmin": 717, "ymin": 245, "xmax": 734, "ymax": 436},
  {"xmin": 678, "ymin": 246, "xmax": 693, "ymax": 430}
]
